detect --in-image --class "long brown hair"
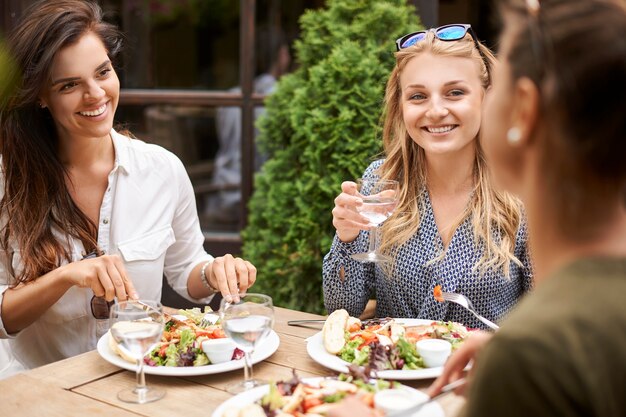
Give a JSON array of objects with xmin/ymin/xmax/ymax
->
[
  {"xmin": 378, "ymin": 30, "xmax": 524, "ymax": 277},
  {"xmin": 0, "ymin": 0, "xmax": 123, "ymax": 284}
]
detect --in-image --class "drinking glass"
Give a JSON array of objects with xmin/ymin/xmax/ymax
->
[
  {"xmin": 109, "ymin": 299, "xmax": 165, "ymax": 404},
  {"xmin": 219, "ymin": 293, "xmax": 274, "ymax": 394},
  {"xmin": 350, "ymin": 178, "xmax": 399, "ymax": 263}
]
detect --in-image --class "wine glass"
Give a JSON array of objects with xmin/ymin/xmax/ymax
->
[
  {"xmin": 219, "ymin": 293, "xmax": 274, "ymax": 394},
  {"xmin": 350, "ymin": 178, "xmax": 399, "ymax": 263},
  {"xmin": 109, "ymin": 299, "xmax": 165, "ymax": 404}
]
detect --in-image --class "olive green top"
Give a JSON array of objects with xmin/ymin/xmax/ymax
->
[{"xmin": 463, "ymin": 257, "xmax": 626, "ymax": 417}]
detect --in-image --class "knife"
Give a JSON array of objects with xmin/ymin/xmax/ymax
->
[
  {"xmin": 287, "ymin": 317, "xmax": 399, "ymax": 327},
  {"xmin": 287, "ymin": 319, "xmax": 327, "ymax": 326}
]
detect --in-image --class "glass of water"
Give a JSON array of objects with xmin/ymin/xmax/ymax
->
[
  {"xmin": 350, "ymin": 178, "xmax": 399, "ymax": 263},
  {"xmin": 219, "ymin": 293, "xmax": 274, "ymax": 394},
  {"xmin": 109, "ymin": 299, "xmax": 165, "ymax": 404}
]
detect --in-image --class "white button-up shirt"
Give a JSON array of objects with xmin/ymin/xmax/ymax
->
[{"xmin": 0, "ymin": 129, "xmax": 213, "ymax": 372}]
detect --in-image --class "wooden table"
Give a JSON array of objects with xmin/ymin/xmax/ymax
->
[{"xmin": 0, "ymin": 307, "xmax": 465, "ymax": 416}]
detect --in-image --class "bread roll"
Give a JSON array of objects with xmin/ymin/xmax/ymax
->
[
  {"xmin": 108, "ymin": 330, "xmax": 138, "ymax": 363},
  {"xmin": 322, "ymin": 309, "xmax": 349, "ymax": 354}
]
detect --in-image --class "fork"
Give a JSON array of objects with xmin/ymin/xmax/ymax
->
[
  {"xmin": 199, "ymin": 313, "xmax": 219, "ymax": 328},
  {"xmin": 441, "ymin": 291, "xmax": 500, "ymax": 330}
]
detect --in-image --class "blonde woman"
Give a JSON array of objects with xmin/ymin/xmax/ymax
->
[{"xmin": 323, "ymin": 25, "xmax": 532, "ymax": 328}]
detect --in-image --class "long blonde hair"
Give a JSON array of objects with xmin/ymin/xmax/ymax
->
[{"xmin": 378, "ymin": 30, "xmax": 523, "ymax": 277}]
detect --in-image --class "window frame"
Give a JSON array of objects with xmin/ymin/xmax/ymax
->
[{"xmin": 116, "ymin": 0, "xmax": 259, "ymax": 254}]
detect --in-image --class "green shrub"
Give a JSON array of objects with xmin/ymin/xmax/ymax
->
[{"xmin": 242, "ymin": 0, "xmax": 422, "ymax": 314}]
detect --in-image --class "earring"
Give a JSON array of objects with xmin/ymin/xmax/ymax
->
[
  {"xmin": 507, "ymin": 127, "xmax": 522, "ymax": 145},
  {"xmin": 38, "ymin": 102, "xmax": 46, "ymax": 109}
]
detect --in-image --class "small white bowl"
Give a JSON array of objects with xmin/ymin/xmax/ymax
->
[
  {"xmin": 201, "ymin": 338, "xmax": 236, "ymax": 364},
  {"xmin": 416, "ymin": 339, "xmax": 452, "ymax": 368},
  {"xmin": 374, "ymin": 389, "xmax": 425, "ymax": 414}
]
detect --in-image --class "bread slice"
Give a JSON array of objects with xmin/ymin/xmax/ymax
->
[
  {"xmin": 322, "ymin": 309, "xmax": 349, "ymax": 354},
  {"xmin": 107, "ymin": 330, "xmax": 138, "ymax": 363}
]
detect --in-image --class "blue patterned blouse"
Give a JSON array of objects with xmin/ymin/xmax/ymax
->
[{"xmin": 322, "ymin": 160, "xmax": 533, "ymax": 330}]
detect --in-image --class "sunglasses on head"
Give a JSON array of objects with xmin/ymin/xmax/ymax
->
[
  {"xmin": 395, "ymin": 24, "xmax": 490, "ymax": 83},
  {"xmin": 396, "ymin": 24, "xmax": 479, "ymax": 51}
]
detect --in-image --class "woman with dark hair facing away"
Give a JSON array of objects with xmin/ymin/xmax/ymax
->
[
  {"xmin": 425, "ymin": 0, "xmax": 626, "ymax": 415},
  {"xmin": 323, "ymin": 23, "xmax": 532, "ymax": 328},
  {"xmin": 0, "ymin": 0, "xmax": 256, "ymax": 376}
]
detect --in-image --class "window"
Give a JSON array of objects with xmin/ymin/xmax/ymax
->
[{"xmin": 98, "ymin": 0, "xmax": 324, "ymax": 255}]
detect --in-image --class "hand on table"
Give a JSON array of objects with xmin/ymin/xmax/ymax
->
[
  {"xmin": 332, "ymin": 181, "xmax": 370, "ymax": 242},
  {"xmin": 428, "ymin": 330, "xmax": 493, "ymax": 397},
  {"xmin": 66, "ymin": 254, "xmax": 138, "ymax": 301},
  {"xmin": 206, "ymin": 254, "xmax": 257, "ymax": 303}
]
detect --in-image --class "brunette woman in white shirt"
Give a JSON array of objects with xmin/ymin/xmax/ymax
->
[{"xmin": 0, "ymin": 0, "xmax": 256, "ymax": 375}]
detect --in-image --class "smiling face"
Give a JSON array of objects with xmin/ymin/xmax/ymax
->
[
  {"xmin": 400, "ymin": 52, "xmax": 484, "ymax": 158},
  {"xmin": 39, "ymin": 31, "xmax": 119, "ymax": 143}
]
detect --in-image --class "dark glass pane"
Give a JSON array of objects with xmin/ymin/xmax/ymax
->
[{"xmin": 102, "ymin": 0, "xmax": 240, "ymax": 90}]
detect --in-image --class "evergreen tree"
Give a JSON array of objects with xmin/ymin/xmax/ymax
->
[{"xmin": 242, "ymin": 0, "xmax": 422, "ymax": 313}]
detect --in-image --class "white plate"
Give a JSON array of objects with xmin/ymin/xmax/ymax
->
[
  {"xmin": 211, "ymin": 377, "xmax": 444, "ymax": 417},
  {"xmin": 307, "ymin": 318, "xmax": 450, "ymax": 380},
  {"xmin": 97, "ymin": 330, "xmax": 280, "ymax": 376}
]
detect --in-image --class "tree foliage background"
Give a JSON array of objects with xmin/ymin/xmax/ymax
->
[{"xmin": 242, "ymin": 0, "xmax": 422, "ymax": 313}]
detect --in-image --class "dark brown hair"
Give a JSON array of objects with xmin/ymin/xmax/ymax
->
[
  {"xmin": 500, "ymin": 0, "xmax": 626, "ymax": 235},
  {"xmin": 0, "ymin": 0, "xmax": 123, "ymax": 284}
]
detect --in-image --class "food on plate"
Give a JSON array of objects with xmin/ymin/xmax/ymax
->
[
  {"xmin": 322, "ymin": 308, "xmax": 349, "ymax": 354},
  {"xmin": 433, "ymin": 284, "xmax": 444, "ymax": 302},
  {"xmin": 108, "ymin": 330, "xmax": 136, "ymax": 363},
  {"xmin": 220, "ymin": 372, "xmax": 403, "ymax": 417},
  {"xmin": 321, "ymin": 312, "xmax": 471, "ymax": 370},
  {"xmin": 109, "ymin": 307, "xmax": 244, "ymax": 367}
]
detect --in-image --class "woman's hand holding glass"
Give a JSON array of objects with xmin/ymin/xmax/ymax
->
[
  {"xmin": 332, "ymin": 179, "xmax": 399, "ymax": 262},
  {"xmin": 332, "ymin": 181, "xmax": 374, "ymax": 243}
]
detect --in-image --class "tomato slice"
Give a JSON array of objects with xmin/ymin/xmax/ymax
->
[
  {"xmin": 433, "ymin": 284, "xmax": 444, "ymax": 302},
  {"xmin": 196, "ymin": 329, "xmax": 226, "ymax": 339},
  {"xmin": 302, "ymin": 397, "xmax": 323, "ymax": 411},
  {"xmin": 350, "ymin": 331, "xmax": 378, "ymax": 349}
]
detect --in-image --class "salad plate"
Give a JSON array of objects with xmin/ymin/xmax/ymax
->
[
  {"xmin": 211, "ymin": 376, "xmax": 444, "ymax": 417},
  {"xmin": 97, "ymin": 329, "xmax": 280, "ymax": 376},
  {"xmin": 307, "ymin": 318, "xmax": 463, "ymax": 380}
]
